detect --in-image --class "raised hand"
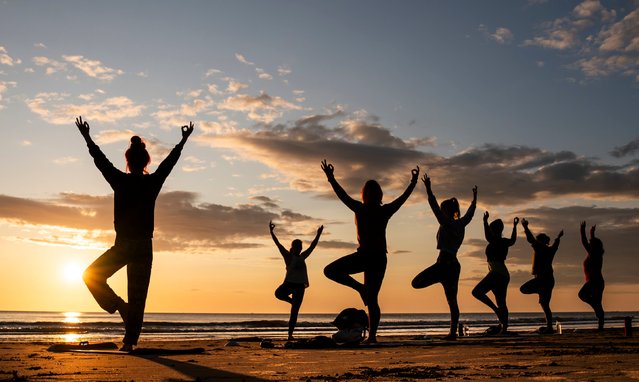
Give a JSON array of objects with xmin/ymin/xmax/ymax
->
[
  {"xmin": 472, "ymin": 185, "xmax": 478, "ymax": 201},
  {"xmin": 580, "ymin": 221, "xmax": 586, "ymax": 231},
  {"xmin": 181, "ymin": 121, "xmax": 194, "ymax": 140},
  {"xmin": 421, "ymin": 173, "xmax": 431, "ymax": 189},
  {"xmin": 521, "ymin": 218, "xmax": 529, "ymax": 228},
  {"xmin": 75, "ymin": 116, "xmax": 90, "ymax": 137},
  {"xmin": 269, "ymin": 220, "xmax": 275, "ymax": 233},
  {"xmin": 557, "ymin": 230, "xmax": 564, "ymax": 239},
  {"xmin": 483, "ymin": 211, "xmax": 489, "ymax": 222},
  {"xmin": 411, "ymin": 166, "xmax": 420, "ymax": 183},
  {"xmin": 317, "ymin": 225, "xmax": 324, "ymax": 235},
  {"xmin": 513, "ymin": 217, "xmax": 519, "ymax": 225},
  {"xmin": 321, "ymin": 159, "xmax": 334, "ymax": 178},
  {"xmin": 590, "ymin": 224, "xmax": 596, "ymax": 238}
]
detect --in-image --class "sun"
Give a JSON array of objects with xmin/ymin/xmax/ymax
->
[{"xmin": 61, "ymin": 262, "xmax": 84, "ymax": 284}]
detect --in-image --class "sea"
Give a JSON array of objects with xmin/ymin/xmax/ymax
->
[{"xmin": 0, "ymin": 311, "xmax": 635, "ymax": 343}]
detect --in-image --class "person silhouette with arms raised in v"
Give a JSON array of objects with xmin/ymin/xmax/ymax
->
[
  {"xmin": 270, "ymin": 221, "xmax": 323, "ymax": 340},
  {"xmin": 412, "ymin": 173, "xmax": 476, "ymax": 340},
  {"xmin": 321, "ymin": 160, "xmax": 419, "ymax": 343},
  {"xmin": 472, "ymin": 212, "xmax": 518, "ymax": 334},
  {"xmin": 519, "ymin": 218, "xmax": 563, "ymax": 334},
  {"xmin": 76, "ymin": 116, "xmax": 194, "ymax": 351},
  {"xmin": 578, "ymin": 221, "xmax": 605, "ymax": 331}
]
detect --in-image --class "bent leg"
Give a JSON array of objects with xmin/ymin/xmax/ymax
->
[
  {"xmin": 275, "ymin": 283, "xmax": 294, "ymax": 304},
  {"xmin": 324, "ymin": 252, "xmax": 366, "ymax": 302},
  {"xmin": 83, "ymin": 245, "xmax": 127, "ymax": 314},
  {"xmin": 472, "ymin": 273, "xmax": 499, "ymax": 316},
  {"xmin": 123, "ymin": 241, "xmax": 153, "ymax": 346},
  {"xmin": 411, "ymin": 262, "xmax": 444, "ymax": 289}
]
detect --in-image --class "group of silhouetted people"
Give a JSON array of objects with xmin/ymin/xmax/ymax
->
[{"xmin": 74, "ymin": 117, "xmax": 605, "ymax": 349}]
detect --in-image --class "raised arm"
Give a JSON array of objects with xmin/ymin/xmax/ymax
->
[
  {"xmin": 423, "ymin": 172, "xmax": 448, "ymax": 225},
  {"xmin": 321, "ymin": 160, "xmax": 360, "ymax": 211},
  {"xmin": 483, "ymin": 211, "xmax": 493, "ymax": 242},
  {"xmin": 75, "ymin": 116, "xmax": 120, "ymax": 184},
  {"xmin": 386, "ymin": 166, "xmax": 419, "ymax": 215},
  {"xmin": 508, "ymin": 217, "xmax": 519, "ymax": 246},
  {"xmin": 521, "ymin": 218, "xmax": 536, "ymax": 244},
  {"xmin": 580, "ymin": 221, "xmax": 589, "ymax": 251},
  {"xmin": 269, "ymin": 221, "xmax": 289, "ymax": 259},
  {"xmin": 459, "ymin": 185, "xmax": 478, "ymax": 225},
  {"xmin": 155, "ymin": 122, "xmax": 194, "ymax": 179},
  {"xmin": 301, "ymin": 225, "xmax": 324, "ymax": 259},
  {"xmin": 551, "ymin": 230, "xmax": 564, "ymax": 251}
]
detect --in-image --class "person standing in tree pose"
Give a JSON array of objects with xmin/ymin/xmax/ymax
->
[
  {"xmin": 412, "ymin": 173, "xmax": 477, "ymax": 340},
  {"xmin": 578, "ymin": 221, "xmax": 605, "ymax": 331},
  {"xmin": 519, "ymin": 218, "xmax": 563, "ymax": 334},
  {"xmin": 76, "ymin": 116, "xmax": 194, "ymax": 351},
  {"xmin": 472, "ymin": 212, "xmax": 518, "ymax": 334},
  {"xmin": 321, "ymin": 160, "xmax": 419, "ymax": 343},
  {"xmin": 270, "ymin": 221, "xmax": 323, "ymax": 340}
]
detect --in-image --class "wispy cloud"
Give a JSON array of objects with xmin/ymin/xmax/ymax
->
[
  {"xmin": 256, "ymin": 68, "xmax": 273, "ymax": 80},
  {"xmin": 217, "ymin": 92, "xmax": 303, "ymax": 123},
  {"xmin": 226, "ymin": 79, "xmax": 249, "ymax": 93},
  {"xmin": 62, "ymin": 55, "xmax": 124, "ymax": 81},
  {"xmin": 524, "ymin": 1, "xmax": 639, "ymax": 81},
  {"xmin": 611, "ymin": 138, "xmax": 639, "ymax": 158},
  {"xmin": 0, "ymin": 80, "xmax": 17, "ymax": 109},
  {"xmin": 235, "ymin": 53, "xmax": 255, "ymax": 66},
  {"xmin": 26, "ymin": 93, "xmax": 143, "ymax": 125},
  {"xmin": 0, "ymin": 47, "xmax": 21, "ymax": 66},
  {"xmin": 32, "ymin": 56, "xmax": 66, "ymax": 75}
]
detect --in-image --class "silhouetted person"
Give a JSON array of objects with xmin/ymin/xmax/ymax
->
[
  {"xmin": 472, "ymin": 212, "xmax": 518, "ymax": 333},
  {"xmin": 578, "ymin": 221, "xmax": 605, "ymax": 330},
  {"xmin": 412, "ymin": 173, "xmax": 476, "ymax": 340},
  {"xmin": 519, "ymin": 218, "xmax": 563, "ymax": 334},
  {"xmin": 270, "ymin": 221, "xmax": 323, "ymax": 340},
  {"xmin": 76, "ymin": 116, "xmax": 194, "ymax": 351},
  {"xmin": 321, "ymin": 160, "xmax": 419, "ymax": 343}
]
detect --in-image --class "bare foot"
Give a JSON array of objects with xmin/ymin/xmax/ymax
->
[{"xmin": 443, "ymin": 333, "xmax": 457, "ymax": 341}]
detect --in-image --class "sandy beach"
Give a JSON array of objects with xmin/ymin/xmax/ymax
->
[{"xmin": 1, "ymin": 328, "xmax": 638, "ymax": 381}]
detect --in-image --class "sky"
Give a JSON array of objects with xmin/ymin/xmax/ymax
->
[{"xmin": 0, "ymin": 0, "xmax": 638, "ymax": 315}]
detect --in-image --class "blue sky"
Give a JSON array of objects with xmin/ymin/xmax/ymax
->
[{"xmin": 0, "ymin": 0, "xmax": 638, "ymax": 313}]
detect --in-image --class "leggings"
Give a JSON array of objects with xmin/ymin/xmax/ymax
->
[{"xmin": 83, "ymin": 238, "xmax": 152, "ymax": 345}]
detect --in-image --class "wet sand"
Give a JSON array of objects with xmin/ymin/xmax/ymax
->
[{"xmin": 1, "ymin": 329, "xmax": 638, "ymax": 381}]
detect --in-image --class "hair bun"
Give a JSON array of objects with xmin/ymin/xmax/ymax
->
[{"xmin": 130, "ymin": 136, "xmax": 145, "ymax": 149}]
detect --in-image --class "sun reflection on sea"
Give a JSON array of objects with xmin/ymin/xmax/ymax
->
[
  {"xmin": 61, "ymin": 333, "xmax": 81, "ymax": 343},
  {"xmin": 63, "ymin": 312, "xmax": 81, "ymax": 324}
]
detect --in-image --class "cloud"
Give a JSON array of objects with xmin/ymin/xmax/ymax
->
[
  {"xmin": 524, "ymin": 1, "xmax": 639, "ymax": 81},
  {"xmin": 0, "ymin": 47, "xmax": 21, "ymax": 66},
  {"xmin": 53, "ymin": 156, "xmax": 79, "ymax": 165},
  {"xmin": 152, "ymin": 97, "xmax": 214, "ymax": 127},
  {"xmin": 0, "ymin": 191, "xmax": 320, "ymax": 252},
  {"xmin": 278, "ymin": 65, "xmax": 292, "ymax": 76},
  {"xmin": 490, "ymin": 27, "xmax": 514, "ymax": 44},
  {"xmin": 205, "ymin": 68, "xmax": 222, "ymax": 77},
  {"xmin": 611, "ymin": 139, "xmax": 639, "ymax": 158},
  {"xmin": 196, "ymin": 108, "xmax": 639, "ymax": 204},
  {"xmin": 226, "ymin": 79, "xmax": 249, "ymax": 93},
  {"xmin": 256, "ymin": 68, "xmax": 273, "ymax": 80},
  {"xmin": 62, "ymin": 55, "xmax": 124, "ymax": 81},
  {"xmin": 0, "ymin": 80, "xmax": 17, "ymax": 109},
  {"xmin": 217, "ymin": 92, "xmax": 303, "ymax": 123},
  {"xmin": 235, "ymin": 53, "xmax": 255, "ymax": 66},
  {"xmin": 32, "ymin": 56, "xmax": 66, "ymax": 74},
  {"xmin": 26, "ymin": 93, "xmax": 143, "ymax": 125}
]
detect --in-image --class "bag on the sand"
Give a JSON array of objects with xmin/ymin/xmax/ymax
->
[{"xmin": 331, "ymin": 308, "xmax": 368, "ymax": 344}]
